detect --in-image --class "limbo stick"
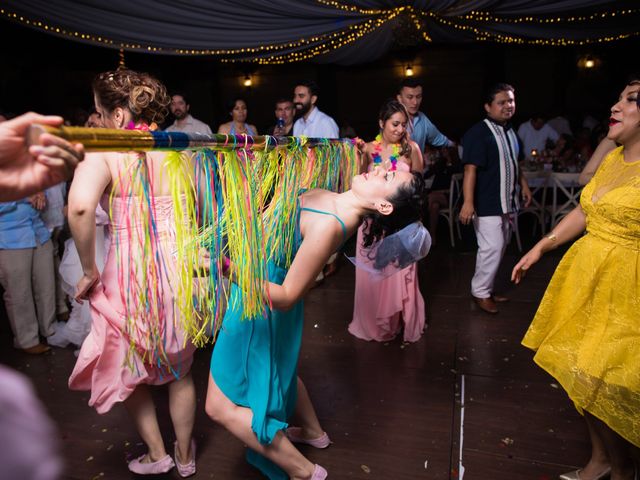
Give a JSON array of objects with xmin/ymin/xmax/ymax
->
[{"xmin": 27, "ymin": 124, "xmax": 352, "ymax": 151}]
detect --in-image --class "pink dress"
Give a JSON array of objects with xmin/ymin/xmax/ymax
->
[
  {"xmin": 69, "ymin": 196, "xmax": 196, "ymax": 414},
  {"xmin": 349, "ymin": 162, "xmax": 426, "ymax": 343}
]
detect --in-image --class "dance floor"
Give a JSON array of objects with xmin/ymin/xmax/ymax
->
[{"xmin": 0, "ymin": 235, "xmax": 592, "ymax": 479}]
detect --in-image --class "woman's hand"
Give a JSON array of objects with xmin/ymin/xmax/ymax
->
[
  {"xmin": 193, "ymin": 247, "xmax": 211, "ymax": 277},
  {"xmin": 28, "ymin": 192, "xmax": 46, "ymax": 210},
  {"xmin": 511, "ymin": 247, "xmax": 542, "ymax": 284},
  {"xmin": 75, "ymin": 268, "xmax": 100, "ymax": 304}
]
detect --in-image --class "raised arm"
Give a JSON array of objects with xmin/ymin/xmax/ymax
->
[
  {"xmin": 67, "ymin": 154, "xmax": 112, "ymax": 300},
  {"xmin": 0, "ymin": 112, "xmax": 84, "ymax": 201}
]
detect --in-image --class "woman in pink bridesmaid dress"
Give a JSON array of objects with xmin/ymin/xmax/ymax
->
[
  {"xmin": 67, "ymin": 70, "xmax": 198, "ymax": 477},
  {"xmin": 349, "ymin": 100, "xmax": 426, "ymax": 343}
]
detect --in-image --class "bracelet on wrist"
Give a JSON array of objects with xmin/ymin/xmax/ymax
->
[{"xmin": 545, "ymin": 233, "xmax": 557, "ymax": 242}]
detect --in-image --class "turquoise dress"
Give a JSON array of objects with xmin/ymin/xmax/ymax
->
[{"xmin": 211, "ymin": 201, "xmax": 346, "ymax": 479}]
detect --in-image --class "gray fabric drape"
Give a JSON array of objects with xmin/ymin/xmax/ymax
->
[{"xmin": 3, "ymin": 0, "xmax": 637, "ymax": 64}]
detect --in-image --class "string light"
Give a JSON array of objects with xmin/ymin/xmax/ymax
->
[
  {"xmin": 243, "ymin": 74, "xmax": 252, "ymax": 87},
  {"xmin": 1, "ymin": 5, "xmax": 638, "ymax": 64},
  {"xmin": 405, "ymin": 65, "xmax": 414, "ymax": 77},
  {"xmin": 423, "ymin": 11, "xmax": 640, "ymax": 47},
  {"xmin": 462, "ymin": 8, "xmax": 639, "ymax": 25},
  {"xmin": 118, "ymin": 48, "xmax": 126, "ymax": 69}
]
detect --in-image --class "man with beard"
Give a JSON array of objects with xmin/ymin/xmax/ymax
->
[
  {"xmin": 165, "ymin": 93, "xmax": 212, "ymax": 135},
  {"xmin": 292, "ymin": 80, "xmax": 340, "ymax": 286},
  {"xmin": 459, "ymin": 83, "xmax": 532, "ymax": 314},
  {"xmin": 292, "ymin": 81, "xmax": 339, "ymax": 139},
  {"xmin": 397, "ymin": 77, "xmax": 455, "ymax": 155}
]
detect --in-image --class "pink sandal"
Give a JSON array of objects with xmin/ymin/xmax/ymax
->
[
  {"xmin": 174, "ymin": 439, "xmax": 196, "ymax": 478},
  {"xmin": 285, "ymin": 427, "xmax": 331, "ymax": 449},
  {"xmin": 127, "ymin": 453, "xmax": 174, "ymax": 475},
  {"xmin": 311, "ymin": 464, "xmax": 328, "ymax": 479}
]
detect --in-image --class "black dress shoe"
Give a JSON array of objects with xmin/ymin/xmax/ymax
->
[{"xmin": 472, "ymin": 296, "xmax": 498, "ymax": 314}]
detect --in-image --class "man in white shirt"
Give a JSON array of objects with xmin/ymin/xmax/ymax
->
[
  {"xmin": 292, "ymin": 81, "xmax": 340, "ymax": 286},
  {"xmin": 292, "ymin": 81, "xmax": 339, "ymax": 139},
  {"xmin": 517, "ymin": 115, "xmax": 559, "ymax": 158},
  {"xmin": 165, "ymin": 93, "xmax": 212, "ymax": 135}
]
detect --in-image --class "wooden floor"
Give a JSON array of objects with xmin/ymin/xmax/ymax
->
[{"xmin": 0, "ymin": 226, "xmax": 592, "ymax": 479}]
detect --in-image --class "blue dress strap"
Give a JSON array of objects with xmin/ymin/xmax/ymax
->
[{"xmin": 300, "ymin": 207, "xmax": 347, "ymax": 245}]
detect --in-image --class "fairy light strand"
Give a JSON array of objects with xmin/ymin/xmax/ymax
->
[{"xmin": 1, "ymin": 4, "xmax": 638, "ymax": 64}]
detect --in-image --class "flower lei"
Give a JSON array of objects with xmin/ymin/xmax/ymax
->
[
  {"xmin": 372, "ymin": 134, "xmax": 399, "ymax": 171},
  {"xmin": 125, "ymin": 121, "xmax": 158, "ymax": 131}
]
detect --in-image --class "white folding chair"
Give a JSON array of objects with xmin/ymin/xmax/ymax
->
[
  {"xmin": 437, "ymin": 173, "xmax": 463, "ymax": 247},
  {"xmin": 512, "ymin": 171, "xmax": 550, "ymax": 251},
  {"xmin": 549, "ymin": 173, "xmax": 582, "ymax": 228}
]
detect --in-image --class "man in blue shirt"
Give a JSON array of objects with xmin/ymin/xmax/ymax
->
[
  {"xmin": 397, "ymin": 78, "xmax": 455, "ymax": 157},
  {"xmin": 0, "ymin": 197, "xmax": 57, "ymax": 353}
]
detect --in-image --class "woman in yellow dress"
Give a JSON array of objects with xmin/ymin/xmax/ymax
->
[{"xmin": 512, "ymin": 76, "xmax": 640, "ymax": 480}]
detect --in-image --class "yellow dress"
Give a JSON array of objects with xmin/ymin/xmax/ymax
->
[{"xmin": 522, "ymin": 146, "xmax": 640, "ymax": 447}]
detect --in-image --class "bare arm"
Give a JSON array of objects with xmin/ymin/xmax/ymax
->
[
  {"xmin": 217, "ymin": 123, "xmax": 230, "ymax": 135},
  {"xmin": 578, "ymin": 138, "xmax": 616, "ymax": 186},
  {"xmin": 409, "ymin": 140, "xmax": 424, "ymax": 173},
  {"xmin": 358, "ymin": 142, "xmax": 372, "ymax": 174},
  {"xmin": 68, "ymin": 154, "xmax": 111, "ymax": 300},
  {"xmin": 266, "ymin": 221, "xmax": 342, "ymax": 311},
  {"xmin": 512, "ymin": 205, "xmax": 587, "ymax": 283},
  {"xmin": 519, "ymin": 174, "xmax": 532, "ymax": 208},
  {"xmin": 459, "ymin": 164, "xmax": 477, "ymax": 224}
]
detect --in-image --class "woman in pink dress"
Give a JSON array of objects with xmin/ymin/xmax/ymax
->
[
  {"xmin": 349, "ymin": 100, "xmax": 426, "ymax": 343},
  {"xmin": 67, "ymin": 70, "xmax": 198, "ymax": 477}
]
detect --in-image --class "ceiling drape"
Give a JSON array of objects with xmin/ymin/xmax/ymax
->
[{"xmin": 2, "ymin": 0, "xmax": 637, "ymax": 65}]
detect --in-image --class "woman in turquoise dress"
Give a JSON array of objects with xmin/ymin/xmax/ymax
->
[{"xmin": 206, "ymin": 166, "xmax": 425, "ymax": 479}]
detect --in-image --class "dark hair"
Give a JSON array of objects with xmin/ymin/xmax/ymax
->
[
  {"xmin": 171, "ymin": 92, "xmax": 190, "ymax": 105},
  {"xmin": 226, "ymin": 97, "xmax": 247, "ymax": 115},
  {"xmin": 361, "ymin": 172, "xmax": 425, "ymax": 247},
  {"xmin": 296, "ymin": 80, "xmax": 319, "ymax": 97},
  {"xmin": 484, "ymin": 83, "xmax": 515, "ymax": 105},
  {"xmin": 627, "ymin": 73, "xmax": 640, "ymax": 108},
  {"xmin": 275, "ymin": 98, "xmax": 293, "ymax": 106},
  {"xmin": 92, "ymin": 69, "xmax": 170, "ymax": 125},
  {"xmin": 557, "ymin": 133, "xmax": 574, "ymax": 154},
  {"xmin": 398, "ymin": 77, "xmax": 423, "ymax": 92},
  {"xmin": 378, "ymin": 99, "xmax": 412, "ymax": 158}
]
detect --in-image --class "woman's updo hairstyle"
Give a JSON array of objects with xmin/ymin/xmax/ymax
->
[
  {"xmin": 378, "ymin": 99, "xmax": 412, "ymax": 158},
  {"xmin": 361, "ymin": 171, "xmax": 425, "ymax": 248},
  {"xmin": 92, "ymin": 69, "xmax": 170, "ymax": 125}
]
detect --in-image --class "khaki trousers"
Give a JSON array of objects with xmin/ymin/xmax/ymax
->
[{"xmin": 0, "ymin": 241, "xmax": 56, "ymax": 348}]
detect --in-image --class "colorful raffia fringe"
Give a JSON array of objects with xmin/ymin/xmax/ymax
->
[{"xmin": 107, "ymin": 137, "xmax": 359, "ymax": 371}]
